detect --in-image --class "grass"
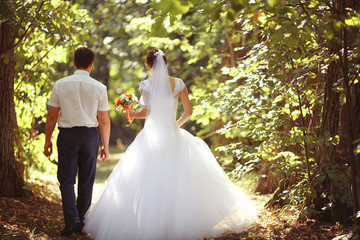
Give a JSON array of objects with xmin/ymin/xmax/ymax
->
[
  {"xmin": 92, "ymin": 146, "xmax": 123, "ymax": 200},
  {"xmin": 94, "ymin": 146, "xmax": 124, "ymax": 184},
  {"xmin": 233, "ymin": 172, "xmax": 272, "ymax": 213},
  {"xmin": 27, "ymin": 146, "xmax": 124, "ymax": 203}
]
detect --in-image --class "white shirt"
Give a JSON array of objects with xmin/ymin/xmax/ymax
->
[{"xmin": 47, "ymin": 70, "xmax": 110, "ymax": 128}]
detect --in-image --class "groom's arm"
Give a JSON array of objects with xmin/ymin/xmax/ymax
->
[
  {"xmin": 44, "ymin": 106, "xmax": 60, "ymax": 156},
  {"xmin": 98, "ymin": 111, "xmax": 111, "ymax": 162}
]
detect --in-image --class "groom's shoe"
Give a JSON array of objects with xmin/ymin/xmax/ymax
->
[
  {"xmin": 74, "ymin": 222, "xmax": 86, "ymax": 235},
  {"xmin": 60, "ymin": 217, "xmax": 81, "ymax": 236}
]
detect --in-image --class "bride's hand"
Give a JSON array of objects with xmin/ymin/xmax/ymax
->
[
  {"xmin": 125, "ymin": 109, "xmax": 133, "ymax": 118},
  {"xmin": 126, "ymin": 108, "xmax": 147, "ymax": 120}
]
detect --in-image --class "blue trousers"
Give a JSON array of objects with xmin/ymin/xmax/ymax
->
[{"xmin": 57, "ymin": 127, "xmax": 99, "ymax": 226}]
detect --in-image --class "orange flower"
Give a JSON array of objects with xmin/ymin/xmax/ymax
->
[{"xmin": 115, "ymin": 98, "xmax": 121, "ymax": 106}]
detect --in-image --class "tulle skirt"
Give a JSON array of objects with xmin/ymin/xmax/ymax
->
[{"xmin": 83, "ymin": 126, "xmax": 257, "ymax": 240}]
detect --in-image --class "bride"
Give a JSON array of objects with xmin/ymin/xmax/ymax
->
[{"xmin": 83, "ymin": 49, "xmax": 257, "ymax": 239}]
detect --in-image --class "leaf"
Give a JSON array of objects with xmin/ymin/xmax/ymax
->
[
  {"xmin": 150, "ymin": 17, "xmax": 167, "ymax": 37},
  {"xmin": 345, "ymin": 15, "xmax": 360, "ymax": 26},
  {"xmin": 355, "ymin": 148, "xmax": 360, "ymax": 156},
  {"xmin": 151, "ymin": 0, "xmax": 190, "ymax": 16},
  {"xmin": 324, "ymin": 28, "xmax": 334, "ymax": 40},
  {"xmin": 267, "ymin": 0, "xmax": 281, "ymax": 8},
  {"xmin": 284, "ymin": 37, "xmax": 298, "ymax": 49},
  {"xmin": 226, "ymin": 8, "xmax": 236, "ymax": 21},
  {"xmin": 273, "ymin": 94, "xmax": 284, "ymax": 103},
  {"xmin": 187, "ymin": 0, "xmax": 199, "ymax": 8},
  {"xmin": 170, "ymin": 15, "xmax": 177, "ymax": 25},
  {"xmin": 211, "ymin": 5, "xmax": 222, "ymax": 21},
  {"xmin": 270, "ymin": 30, "xmax": 284, "ymax": 46}
]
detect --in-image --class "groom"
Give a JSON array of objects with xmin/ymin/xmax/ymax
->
[{"xmin": 44, "ymin": 47, "xmax": 111, "ymax": 236}]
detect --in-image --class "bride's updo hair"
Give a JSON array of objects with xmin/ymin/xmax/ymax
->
[{"xmin": 146, "ymin": 49, "xmax": 168, "ymax": 68}]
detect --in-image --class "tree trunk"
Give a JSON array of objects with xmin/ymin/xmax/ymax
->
[
  {"xmin": 309, "ymin": 0, "xmax": 359, "ymax": 223},
  {"xmin": 0, "ymin": 22, "xmax": 25, "ymax": 197},
  {"xmin": 253, "ymin": 161, "xmax": 279, "ymax": 194}
]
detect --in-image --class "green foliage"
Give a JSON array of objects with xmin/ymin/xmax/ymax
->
[
  {"xmin": 151, "ymin": 0, "xmax": 192, "ymax": 16},
  {"xmin": 4, "ymin": 0, "xmax": 359, "ymax": 219},
  {"xmin": 1, "ymin": 0, "xmax": 91, "ymax": 177},
  {"xmin": 147, "ymin": 0, "xmax": 360, "ymax": 217}
]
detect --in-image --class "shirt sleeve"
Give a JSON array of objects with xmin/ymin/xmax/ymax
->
[
  {"xmin": 98, "ymin": 87, "xmax": 110, "ymax": 111},
  {"xmin": 47, "ymin": 82, "xmax": 60, "ymax": 107}
]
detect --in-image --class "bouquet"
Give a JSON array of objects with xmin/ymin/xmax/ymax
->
[{"xmin": 115, "ymin": 93, "xmax": 139, "ymax": 126}]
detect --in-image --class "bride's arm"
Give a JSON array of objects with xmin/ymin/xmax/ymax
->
[
  {"xmin": 127, "ymin": 108, "xmax": 147, "ymax": 119},
  {"xmin": 177, "ymin": 87, "xmax": 193, "ymax": 127},
  {"xmin": 127, "ymin": 89, "xmax": 147, "ymax": 119}
]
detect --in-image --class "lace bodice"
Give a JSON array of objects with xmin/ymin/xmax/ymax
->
[
  {"xmin": 139, "ymin": 77, "xmax": 185, "ymax": 96},
  {"xmin": 138, "ymin": 77, "xmax": 185, "ymax": 113}
]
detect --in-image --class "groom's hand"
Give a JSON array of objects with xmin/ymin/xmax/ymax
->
[
  {"xmin": 99, "ymin": 147, "xmax": 109, "ymax": 162},
  {"xmin": 44, "ymin": 141, "xmax": 53, "ymax": 156}
]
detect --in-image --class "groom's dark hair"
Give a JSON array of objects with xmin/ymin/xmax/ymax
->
[{"xmin": 74, "ymin": 47, "xmax": 95, "ymax": 69}]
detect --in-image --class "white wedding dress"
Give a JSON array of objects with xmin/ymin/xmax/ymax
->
[{"xmin": 83, "ymin": 56, "xmax": 256, "ymax": 240}]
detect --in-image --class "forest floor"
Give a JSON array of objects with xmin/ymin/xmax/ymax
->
[{"xmin": 0, "ymin": 149, "xmax": 355, "ymax": 239}]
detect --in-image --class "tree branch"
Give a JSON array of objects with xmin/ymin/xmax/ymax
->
[
  {"xmin": 224, "ymin": 29, "xmax": 235, "ymax": 67},
  {"xmin": 289, "ymin": 56, "xmax": 312, "ymax": 180},
  {"xmin": 0, "ymin": 0, "xmax": 46, "ymax": 55},
  {"xmin": 15, "ymin": 37, "xmax": 62, "ymax": 91},
  {"xmin": 237, "ymin": 102, "xmax": 302, "ymax": 145}
]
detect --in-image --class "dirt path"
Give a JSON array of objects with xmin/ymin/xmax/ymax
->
[
  {"xmin": 1, "ymin": 179, "xmax": 353, "ymax": 239},
  {"xmin": 0, "ymin": 149, "xmax": 353, "ymax": 239},
  {"xmin": 0, "ymin": 151, "xmax": 123, "ymax": 240},
  {"xmin": 0, "ymin": 181, "xmax": 90, "ymax": 240}
]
